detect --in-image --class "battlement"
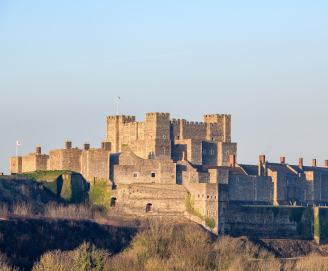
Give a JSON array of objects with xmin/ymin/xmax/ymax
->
[
  {"xmin": 145, "ymin": 112, "xmax": 170, "ymax": 117},
  {"xmin": 203, "ymin": 114, "xmax": 231, "ymax": 122},
  {"xmin": 182, "ymin": 121, "xmax": 206, "ymax": 126},
  {"xmin": 170, "ymin": 119, "xmax": 181, "ymax": 125},
  {"xmin": 107, "ymin": 115, "xmax": 136, "ymax": 122}
]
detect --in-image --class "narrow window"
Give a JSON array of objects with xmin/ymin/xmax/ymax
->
[
  {"xmin": 212, "ymin": 138, "xmax": 214, "ymax": 141},
  {"xmin": 151, "ymin": 173, "xmax": 156, "ymax": 178},
  {"xmin": 177, "ymin": 136, "xmax": 180, "ymax": 140},
  {"xmin": 162, "ymin": 147, "xmax": 165, "ymax": 155},
  {"xmin": 133, "ymin": 173, "xmax": 138, "ymax": 178},
  {"xmin": 146, "ymin": 203, "xmax": 153, "ymax": 212}
]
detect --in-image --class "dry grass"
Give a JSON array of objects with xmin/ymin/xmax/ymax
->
[
  {"xmin": 6, "ymin": 215, "xmax": 328, "ymax": 270},
  {"xmin": 0, "ymin": 203, "xmax": 9, "ymax": 215},
  {"xmin": 0, "ymin": 253, "xmax": 19, "ymax": 271}
]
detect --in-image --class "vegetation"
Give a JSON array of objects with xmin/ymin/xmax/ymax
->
[
  {"xmin": 205, "ymin": 218, "xmax": 215, "ymax": 229},
  {"xmin": 12, "ymin": 170, "xmax": 72, "ymax": 181},
  {"xmin": 88, "ymin": 178, "xmax": 112, "ymax": 210},
  {"xmin": 2, "ymin": 214, "xmax": 328, "ymax": 270},
  {"xmin": 185, "ymin": 194, "xmax": 205, "ymax": 220}
]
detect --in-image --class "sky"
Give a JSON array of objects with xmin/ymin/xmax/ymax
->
[{"xmin": 1, "ymin": 0, "xmax": 328, "ymax": 174}]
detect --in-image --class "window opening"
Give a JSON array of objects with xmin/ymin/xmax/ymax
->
[
  {"xmin": 133, "ymin": 173, "xmax": 138, "ymax": 178},
  {"xmin": 151, "ymin": 173, "xmax": 156, "ymax": 178},
  {"xmin": 146, "ymin": 203, "xmax": 153, "ymax": 212}
]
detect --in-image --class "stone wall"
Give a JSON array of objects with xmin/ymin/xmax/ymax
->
[
  {"xmin": 81, "ymin": 149, "xmax": 110, "ymax": 182},
  {"xmin": 217, "ymin": 142, "xmax": 237, "ymax": 166},
  {"xmin": 10, "ymin": 156, "xmax": 22, "ymax": 174},
  {"xmin": 225, "ymin": 204, "xmax": 313, "ymax": 239},
  {"xmin": 113, "ymin": 183, "xmax": 188, "ymax": 216},
  {"xmin": 111, "ymin": 147, "xmax": 176, "ymax": 184},
  {"xmin": 228, "ymin": 175, "xmax": 273, "ymax": 204},
  {"xmin": 35, "ymin": 154, "xmax": 49, "ymax": 171},
  {"xmin": 22, "ymin": 154, "xmax": 37, "ymax": 172}
]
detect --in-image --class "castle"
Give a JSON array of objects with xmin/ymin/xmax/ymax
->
[{"xmin": 9, "ymin": 112, "xmax": 328, "ymax": 241}]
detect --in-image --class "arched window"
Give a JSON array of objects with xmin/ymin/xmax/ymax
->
[{"xmin": 146, "ymin": 203, "xmax": 153, "ymax": 212}]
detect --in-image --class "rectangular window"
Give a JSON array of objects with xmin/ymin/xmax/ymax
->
[
  {"xmin": 151, "ymin": 173, "xmax": 156, "ymax": 178},
  {"xmin": 162, "ymin": 147, "xmax": 165, "ymax": 155},
  {"xmin": 133, "ymin": 173, "xmax": 138, "ymax": 178}
]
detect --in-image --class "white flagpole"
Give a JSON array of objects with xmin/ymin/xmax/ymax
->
[
  {"xmin": 16, "ymin": 142, "xmax": 18, "ymax": 157},
  {"xmin": 117, "ymin": 94, "xmax": 118, "ymax": 115}
]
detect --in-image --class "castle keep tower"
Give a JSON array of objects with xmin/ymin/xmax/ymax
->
[{"xmin": 105, "ymin": 112, "xmax": 236, "ymax": 166}]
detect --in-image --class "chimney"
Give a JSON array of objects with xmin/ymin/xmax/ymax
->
[
  {"xmin": 229, "ymin": 154, "xmax": 235, "ymax": 167},
  {"xmin": 83, "ymin": 141, "xmax": 90, "ymax": 151},
  {"xmin": 263, "ymin": 161, "xmax": 268, "ymax": 176},
  {"xmin": 259, "ymin": 155, "xmax": 265, "ymax": 163},
  {"xmin": 65, "ymin": 139, "xmax": 72, "ymax": 150},
  {"xmin": 36, "ymin": 145, "xmax": 41, "ymax": 154},
  {"xmin": 325, "ymin": 160, "xmax": 328, "ymax": 168},
  {"xmin": 299, "ymin": 158, "xmax": 303, "ymax": 169},
  {"xmin": 280, "ymin": 157, "xmax": 285, "ymax": 164},
  {"xmin": 182, "ymin": 150, "xmax": 187, "ymax": 161},
  {"xmin": 313, "ymin": 159, "xmax": 317, "ymax": 167}
]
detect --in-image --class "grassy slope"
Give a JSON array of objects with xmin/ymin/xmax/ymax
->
[{"xmin": 0, "ymin": 216, "xmax": 139, "ymax": 271}]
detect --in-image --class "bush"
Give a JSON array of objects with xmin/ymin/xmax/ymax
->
[
  {"xmin": 12, "ymin": 201, "xmax": 35, "ymax": 215},
  {"xmin": 0, "ymin": 253, "xmax": 19, "ymax": 271},
  {"xmin": 32, "ymin": 242, "xmax": 110, "ymax": 271}
]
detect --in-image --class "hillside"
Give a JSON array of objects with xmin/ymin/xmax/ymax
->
[{"xmin": 1, "ymin": 215, "xmax": 328, "ymax": 270}]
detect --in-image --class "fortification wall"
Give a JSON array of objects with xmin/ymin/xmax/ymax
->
[
  {"xmin": 144, "ymin": 113, "xmax": 170, "ymax": 140},
  {"xmin": 203, "ymin": 114, "xmax": 231, "ymax": 142},
  {"xmin": 181, "ymin": 121, "xmax": 207, "ymax": 140},
  {"xmin": 112, "ymin": 159, "xmax": 176, "ymax": 184},
  {"xmin": 321, "ymin": 175, "xmax": 328, "ymax": 202},
  {"xmin": 217, "ymin": 142, "xmax": 237, "ymax": 166},
  {"xmin": 22, "ymin": 154, "xmax": 36, "ymax": 172},
  {"xmin": 49, "ymin": 149, "xmax": 63, "ymax": 170},
  {"xmin": 172, "ymin": 139, "xmax": 202, "ymax": 164},
  {"xmin": 10, "ymin": 156, "xmax": 22, "ymax": 174},
  {"xmin": 113, "ymin": 183, "xmax": 187, "ymax": 216},
  {"xmin": 154, "ymin": 139, "xmax": 171, "ymax": 160},
  {"xmin": 228, "ymin": 175, "xmax": 273, "ymax": 204},
  {"xmin": 225, "ymin": 204, "xmax": 313, "ymax": 239},
  {"xmin": 48, "ymin": 149, "xmax": 82, "ymax": 173},
  {"xmin": 202, "ymin": 141, "xmax": 218, "ymax": 166},
  {"xmin": 209, "ymin": 168, "xmax": 229, "ymax": 184},
  {"xmin": 81, "ymin": 149, "xmax": 110, "ymax": 182},
  {"xmin": 170, "ymin": 119, "xmax": 181, "ymax": 140},
  {"xmin": 35, "ymin": 154, "xmax": 49, "ymax": 171}
]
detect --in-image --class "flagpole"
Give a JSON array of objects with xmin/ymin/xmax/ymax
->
[
  {"xmin": 117, "ymin": 94, "xmax": 118, "ymax": 115},
  {"xmin": 16, "ymin": 142, "xmax": 18, "ymax": 157}
]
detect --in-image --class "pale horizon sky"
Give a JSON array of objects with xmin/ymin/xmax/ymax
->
[{"xmin": 1, "ymin": 0, "xmax": 328, "ymax": 174}]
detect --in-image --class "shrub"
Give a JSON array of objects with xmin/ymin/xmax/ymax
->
[
  {"xmin": 32, "ymin": 242, "xmax": 110, "ymax": 271},
  {"xmin": 12, "ymin": 201, "xmax": 34, "ymax": 215},
  {"xmin": 44, "ymin": 202, "xmax": 95, "ymax": 220},
  {"xmin": 0, "ymin": 203, "xmax": 9, "ymax": 215},
  {"xmin": 0, "ymin": 252, "xmax": 19, "ymax": 271}
]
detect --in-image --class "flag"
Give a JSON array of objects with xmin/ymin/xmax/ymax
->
[
  {"xmin": 117, "ymin": 95, "xmax": 121, "ymax": 100},
  {"xmin": 17, "ymin": 141, "xmax": 21, "ymax": 145}
]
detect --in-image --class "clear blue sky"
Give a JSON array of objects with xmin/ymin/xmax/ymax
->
[{"xmin": 1, "ymin": 0, "xmax": 328, "ymax": 174}]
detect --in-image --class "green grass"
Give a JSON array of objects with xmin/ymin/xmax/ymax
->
[{"xmin": 15, "ymin": 170, "xmax": 73, "ymax": 181}]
